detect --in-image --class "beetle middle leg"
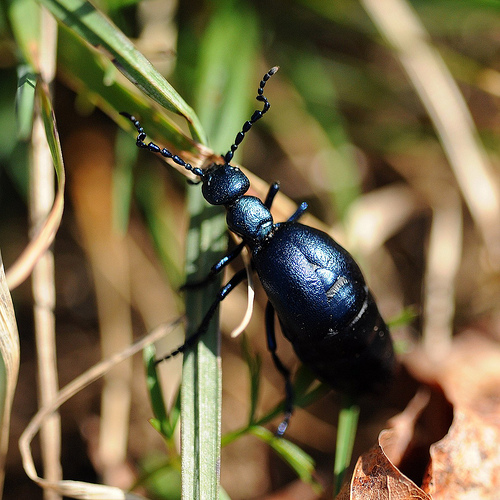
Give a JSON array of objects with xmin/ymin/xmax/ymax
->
[
  {"xmin": 265, "ymin": 301, "xmax": 294, "ymax": 436},
  {"xmin": 287, "ymin": 201, "xmax": 308, "ymax": 223},
  {"xmin": 180, "ymin": 241, "xmax": 246, "ymax": 290},
  {"xmin": 156, "ymin": 269, "xmax": 247, "ymax": 364}
]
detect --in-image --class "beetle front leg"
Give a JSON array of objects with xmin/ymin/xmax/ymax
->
[{"xmin": 264, "ymin": 182, "xmax": 280, "ymax": 209}]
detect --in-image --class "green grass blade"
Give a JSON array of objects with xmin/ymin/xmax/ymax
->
[
  {"xmin": 112, "ymin": 127, "xmax": 136, "ymax": 234},
  {"xmin": 8, "ymin": 0, "xmax": 39, "ymax": 143},
  {"xmin": 333, "ymin": 397, "xmax": 360, "ymax": 496},
  {"xmin": 284, "ymin": 53, "xmax": 361, "ymax": 220},
  {"xmin": 181, "ymin": 189, "xmax": 226, "ymax": 500},
  {"xmin": 38, "ymin": 81, "xmax": 65, "ymax": 183},
  {"xmin": 39, "ymin": 0, "xmax": 206, "ymax": 143},
  {"xmin": 177, "ymin": 3, "xmax": 261, "ymax": 497},
  {"xmin": 15, "ymin": 65, "xmax": 36, "ymax": 141},
  {"xmin": 57, "ymin": 25, "xmax": 195, "ymax": 152},
  {"xmin": 248, "ymin": 426, "xmax": 321, "ymax": 492},
  {"xmin": 6, "ymin": 0, "xmax": 41, "ymax": 69},
  {"xmin": 193, "ymin": 1, "xmax": 260, "ymax": 155},
  {"xmin": 144, "ymin": 344, "xmax": 175, "ymax": 440}
]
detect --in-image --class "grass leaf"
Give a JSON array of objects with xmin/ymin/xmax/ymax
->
[{"xmin": 39, "ymin": 0, "xmax": 206, "ymax": 142}]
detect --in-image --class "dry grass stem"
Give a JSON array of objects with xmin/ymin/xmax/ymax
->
[
  {"xmin": 29, "ymin": 10, "xmax": 61, "ymax": 499},
  {"xmin": 422, "ymin": 193, "xmax": 463, "ymax": 359},
  {"xmin": 362, "ymin": 0, "xmax": 500, "ymax": 265},
  {"xmin": 19, "ymin": 320, "xmax": 182, "ymax": 499},
  {"xmin": 0, "ymin": 258, "xmax": 20, "ymax": 497}
]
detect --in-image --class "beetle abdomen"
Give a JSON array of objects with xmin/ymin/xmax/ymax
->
[
  {"xmin": 286, "ymin": 292, "xmax": 394, "ymax": 395},
  {"xmin": 254, "ymin": 224, "xmax": 365, "ymax": 334},
  {"xmin": 254, "ymin": 222, "xmax": 395, "ymax": 396}
]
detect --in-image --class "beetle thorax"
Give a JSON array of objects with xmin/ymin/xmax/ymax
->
[{"xmin": 226, "ymin": 196, "xmax": 274, "ymax": 245}]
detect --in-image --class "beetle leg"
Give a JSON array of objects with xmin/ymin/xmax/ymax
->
[
  {"xmin": 265, "ymin": 300, "xmax": 294, "ymax": 436},
  {"xmin": 264, "ymin": 182, "xmax": 280, "ymax": 208},
  {"xmin": 156, "ymin": 269, "xmax": 247, "ymax": 364},
  {"xmin": 181, "ymin": 242, "xmax": 246, "ymax": 290},
  {"xmin": 287, "ymin": 202, "xmax": 308, "ymax": 223}
]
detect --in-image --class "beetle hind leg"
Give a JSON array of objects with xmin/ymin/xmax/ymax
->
[{"xmin": 265, "ymin": 301, "xmax": 294, "ymax": 436}]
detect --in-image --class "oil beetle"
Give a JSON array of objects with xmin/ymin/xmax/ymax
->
[{"xmin": 121, "ymin": 67, "xmax": 395, "ymax": 435}]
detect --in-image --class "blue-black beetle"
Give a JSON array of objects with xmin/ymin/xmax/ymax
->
[{"xmin": 122, "ymin": 67, "xmax": 395, "ymax": 435}]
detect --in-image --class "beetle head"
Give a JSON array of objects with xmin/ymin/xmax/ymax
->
[{"xmin": 201, "ymin": 163, "xmax": 250, "ymax": 205}]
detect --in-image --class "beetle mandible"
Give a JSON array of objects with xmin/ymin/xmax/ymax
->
[{"xmin": 121, "ymin": 67, "xmax": 395, "ymax": 435}]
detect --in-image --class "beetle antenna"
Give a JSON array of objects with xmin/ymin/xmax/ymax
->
[
  {"xmin": 223, "ymin": 66, "xmax": 279, "ymax": 165},
  {"xmin": 120, "ymin": 112, "xmax": 205, "ymax": 179}
]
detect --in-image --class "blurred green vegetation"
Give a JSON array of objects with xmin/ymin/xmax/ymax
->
[{"xmin": 1, "ymin": 0, "xmax": 500, "ymax": 498}]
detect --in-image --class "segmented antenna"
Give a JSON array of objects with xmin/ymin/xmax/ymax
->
[
  {"xmin": 223, "ymin": 66, "xmax": 279, "ymax": 165},
  {"xmin": 120, "ymin": 112, "xmax": 205, "ymax": 178}
]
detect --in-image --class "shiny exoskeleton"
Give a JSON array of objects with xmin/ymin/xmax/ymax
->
[{"xmin": 121, "ymin": 67, "xmax": 395, "ymax": 435}]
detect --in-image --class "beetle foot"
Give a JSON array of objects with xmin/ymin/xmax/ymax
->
[{"xmin": 276, "ymin": 411, "xmax": 292, "ymax": 437}]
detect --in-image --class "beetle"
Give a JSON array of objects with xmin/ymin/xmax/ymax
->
[{"xmin": 121, "ymin": 67, "xmax": 395, "ymax": 435}]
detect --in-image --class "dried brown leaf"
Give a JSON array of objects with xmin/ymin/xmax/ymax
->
[
  {"xmin": 420, "ymin": 333, "xmax": 500, "ymax": 499},
  {"xmin": 341, "ymin": 443, "xmax": 431, "ymax": 500},
  {"xmin": 422, "ymin": 407, "xmax": 500, "ymax": 499},
  {"xmin": 5, "ymin": 82, "xmax": 66, "ymax": 290},
  {"xmin": 433, "ymin": 333, "xmax": 500, "ymax": 416},
  {"xmin": 0, "ymin": 256, "xmax": 20, "ymax": 493},
  {"xmin": 337, "ymin": 391, "xmax": 432, "ymax": 499}
]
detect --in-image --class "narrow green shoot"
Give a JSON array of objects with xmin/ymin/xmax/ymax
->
[{"xmin": 333, "ymin": 396, "xmax": 360, "ymax": 496}]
